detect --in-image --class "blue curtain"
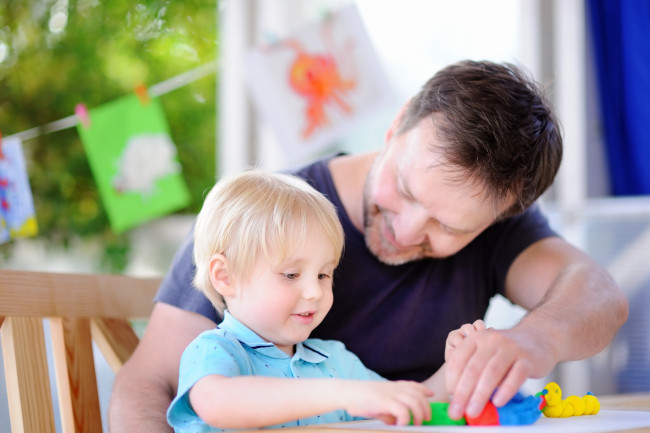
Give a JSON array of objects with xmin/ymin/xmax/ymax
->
[{"xmin": 586, "ymin": 0, "xmax": 650, "ymax": 195}]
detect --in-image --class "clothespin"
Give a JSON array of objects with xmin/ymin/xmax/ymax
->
[
  {"xmin": 0, "ymin": 130, "xmax": 4, "ymax": 159},
  {"xmin": 134, "ymin": 83, "xmax": 150, "ymax": 105},
  {"xmin": 75, "ymin": 103, "xmax": 91, "ymax": 128}
]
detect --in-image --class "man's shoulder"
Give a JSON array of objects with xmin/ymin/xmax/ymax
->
[{"xmin": 290, "ymin": 152, "xmax": 346, "ymax": 179}]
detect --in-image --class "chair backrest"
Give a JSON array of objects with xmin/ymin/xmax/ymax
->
[{"xmin": 0, "ymin": 269, "xmax": 161, "ymax": 433}]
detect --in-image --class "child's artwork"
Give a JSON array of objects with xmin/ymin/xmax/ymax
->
[
  {"xmin": 76, "ymin": 94, "xmax": 191, "ymax": 233},
  {"xmin": 0, "ymin": 137, "xmax": 38, "ymax": 244},
  {"xmin": 246, "ymin": 4, "xmax": 395, "ymax": 165}
]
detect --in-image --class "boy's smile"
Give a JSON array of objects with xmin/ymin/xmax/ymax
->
[{"xmin": 292, "ymin": 310, "xmax": 317, "ymax": 324}]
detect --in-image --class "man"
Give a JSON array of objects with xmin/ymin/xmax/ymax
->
[{"xmin": 109, "ymin": 60, "xmax": 628, "ymax": 431}]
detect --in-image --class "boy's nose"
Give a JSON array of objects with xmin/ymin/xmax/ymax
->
[{"xmin": 302, "ymin": 280, "xmax": 323, "ymax": 300}]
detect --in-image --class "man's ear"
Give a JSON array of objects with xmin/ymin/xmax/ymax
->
[
  {"xmin": 208, "ymin": 253, "xmax": 236, "ymax": 297},
  {"xmin": 385, "ymin": 99, "xmax": 411, "ymax": 143}
]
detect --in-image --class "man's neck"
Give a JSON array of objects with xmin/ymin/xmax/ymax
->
[{"xmin": 328, "ymin": 151, "xmax": 377, "ymax": 233}]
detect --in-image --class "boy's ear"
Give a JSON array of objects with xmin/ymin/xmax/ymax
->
[
  {"xmin": 385, "ymin": 99, "xmax": 411, "ymax": 143},
  {"xmin": 208, "ymin": 253, "xmax": 236, "ymax": 297}
]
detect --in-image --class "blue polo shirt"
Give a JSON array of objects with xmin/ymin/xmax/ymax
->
[{"xmin": 167, "ymin": 311, "xmax": 385, "ymax": 432}]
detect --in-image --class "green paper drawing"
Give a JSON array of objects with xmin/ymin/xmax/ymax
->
[{"xmin": 77, "ymin": 94, "xmax": 190, "ymax": 233}]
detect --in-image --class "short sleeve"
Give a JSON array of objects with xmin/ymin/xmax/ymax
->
[{"xmin": 484, "ymin": 204, "xmax": 558, "ymax": 296}]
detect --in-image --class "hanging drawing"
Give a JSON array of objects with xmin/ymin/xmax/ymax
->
[
  {"xmin": 76, "ymin": 94, "xmax": 190, "ymax": 233},
  {"xmin": 283, "ymin": 37, "xmax": 357, "ymax": 139},
  {"xmin": 0, "ymin": 137, "xmax": 38, "ymax": 244},
  {"xmin": 246, "ymin": 4, "xmax": 395, "ymax": 165}
]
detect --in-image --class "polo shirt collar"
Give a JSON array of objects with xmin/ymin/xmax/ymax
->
[
  {"xmin": 295, "ymin": 341, "xmax": 330, "ymax": 363},
  {"xmin": 218, "ymin": 310, "xmax": 329, "ymax": 363}
]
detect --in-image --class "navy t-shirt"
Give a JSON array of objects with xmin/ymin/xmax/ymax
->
[{"xmin": 155, "ymin": 154, "xmax": 557, "ymax": 381}]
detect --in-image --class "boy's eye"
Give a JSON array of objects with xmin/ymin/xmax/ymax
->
[
  {"xmin": 284, "ymin": 273, "xmax": 299, "ymax": 280},
  {"xmin": 318, "ymin": 273, "xmax": 330, "ymax": 280}
]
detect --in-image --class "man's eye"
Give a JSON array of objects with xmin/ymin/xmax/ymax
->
[
  {"xmin": 440, "ymin": 222, "xmax": 457, "ymax": 235},
  {"xmin": 397, "ymin": 181, "xmax": 414, "ymax": 201},
  {"xmin": 284, "ymin": 273, "xmax": 299, "ymax": 280},
  {"xmin": 397, "ymin": 182, "xmax": 407, "ymax": 197}
]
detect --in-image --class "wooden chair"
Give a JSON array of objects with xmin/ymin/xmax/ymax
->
[{"xmin": 0, "ymin": 269, "xmax": 161, "ymax": 433}]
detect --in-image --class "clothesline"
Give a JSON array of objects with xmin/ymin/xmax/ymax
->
[{"xmin": 4, "ymin": 60, "xmax": 218, "ymax": 143}]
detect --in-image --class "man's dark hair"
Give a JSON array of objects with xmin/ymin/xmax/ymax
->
[{"xmin": 397, "ymin": 60, "xmax": 563, "ymax": 218}]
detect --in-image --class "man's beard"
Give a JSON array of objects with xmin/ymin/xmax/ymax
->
[{"xmin": 361, "ymin": 178, "xmax": 430, "ymax": 266}]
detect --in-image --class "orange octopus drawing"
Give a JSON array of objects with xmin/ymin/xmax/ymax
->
[{"xmin": 284, "ymin": 39, "xmax": 356, "ymax": 139}]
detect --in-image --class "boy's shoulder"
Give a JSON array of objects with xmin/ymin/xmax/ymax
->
[{"xmin": 182, "ymin": 327, "xmax": 248, "ymax": 358}]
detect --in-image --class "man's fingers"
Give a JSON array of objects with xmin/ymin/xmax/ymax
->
[
  {"xmin": 446, "ymin": 326, "xmax": 555, "ymax": 420},
  {"xmin": 462, "ymin": 354, "xmax": 512, "ymax": 417},
  {"xmin": 448, "ymin": 344, "xmax": 506, "ymax": 419},
  {"xmin": 445, "ymin": 334, "xmax": 478, "ymax": 396},
  {"xmin": 491, "ymin": 359, "xmax": 532, "ymax": 407}
]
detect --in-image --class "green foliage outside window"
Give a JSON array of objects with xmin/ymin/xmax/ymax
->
[{"xmin": 0, "ymin": 0, "xmax": 218, "ymax": 271}]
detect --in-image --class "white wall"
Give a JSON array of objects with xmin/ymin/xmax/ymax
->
[{"xmin": 218, "ymin": 0, "xmax": 542, "ymax": 171}]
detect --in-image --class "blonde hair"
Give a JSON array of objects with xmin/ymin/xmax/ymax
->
[{"xmin": 193, "ymin": 170, "xmax": 344, "ymax": 314}]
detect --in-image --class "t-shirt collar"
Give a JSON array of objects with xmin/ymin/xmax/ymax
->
[{"xmin": 218, "ymin": 310, "xmax": 329, "ymax": 363}]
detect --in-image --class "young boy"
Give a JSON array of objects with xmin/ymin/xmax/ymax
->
[{"xmin": 167, "ymin": 171, "xmax": 442, "ymax": 432}]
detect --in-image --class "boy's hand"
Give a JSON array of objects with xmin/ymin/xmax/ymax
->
[
  {"xmin": 344, "ymin": 380, "xmax": 433, "ymax": 426},
  {"xmin": 445, "ymin": 320, "xmax": 487, "ymax": 361}
]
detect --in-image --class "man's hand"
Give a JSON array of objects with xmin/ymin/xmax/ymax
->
[
  {"xmin": 444, "ymin": 325, "xmax": 556, "ymax": 420},
  {"xmin": 443, "ymin": 238, "xmax": 628, "ymax": 422}
]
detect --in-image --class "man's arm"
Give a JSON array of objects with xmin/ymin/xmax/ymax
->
[
  {"xmin": 109, "ymin": 302, "xmax": 216, "ymax": 433},
  {"xmin": 445, "ymin": 237, "xmax": 628, "ymax": 420}
]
